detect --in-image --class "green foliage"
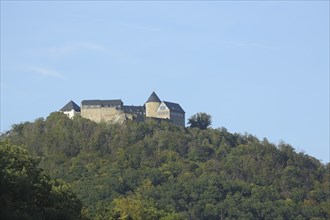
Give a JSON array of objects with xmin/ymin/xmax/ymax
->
[
  {"xmin": 3, "ymin": 112, "xmax": 329, "ymax": 219},
  {"xmin": 0, "ymin": 140, "xmax": 83, "ymax": 220},
  {"xmin": 187, "ymin": 112, "xmax": 212, "ymax": 130}
]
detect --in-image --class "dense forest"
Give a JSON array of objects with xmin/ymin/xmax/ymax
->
[{"xmin": 1, "ymin": 112, "xmax": 329, "ymax": 219}]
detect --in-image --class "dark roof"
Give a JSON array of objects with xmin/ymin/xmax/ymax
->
[
  {"xmin": 102, "ymin": 100, "xmax": 123, "ymax": 106},
  {"xmin": 163, "ymin": 101, "xmax": 185, "ymax": 113},
  {"xmin": 82, "ymin": 100, "xmax": 101, "ymax": 106},
  {"xmin": 60, "ymin": 100, "xmax": 81, "ymax": 112},
  {"xmin": 123, "ymin": 105, "xmax": 145, "ymax": 114},
  {"xmin": 146, "ymin": 92, "xmax": 161, "ymax": 103},
  {"xmin": 81, "ymin": 99, "xmax": 123, "ymax": 106}
]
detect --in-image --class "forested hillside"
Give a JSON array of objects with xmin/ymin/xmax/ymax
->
[
  {"xmin": 0, "ymin": 141, "xmax": 84, "ymax": 220},
  {"xmin": 2, "ymin": 112, "xmax": 330, "ymax": 219}
]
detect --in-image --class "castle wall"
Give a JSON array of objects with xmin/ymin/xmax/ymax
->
[
  {"xmin": 145, "ymin": 102, "xmax": 161, "ymax": 118},
  {"xmin": 169, "ymin": 112, "xmax": 185, "ymax": 127},
  {"xmin": 156, "ymin": 110, "xmax": 170, "ymax": 119},
  {"xmin": 79, "ymin": 93, "xmax": 185, "ymax": 127},
  {"xmin": 147, "ymin": 102, "xmax": 185, "ymax": 126},
  {"xmin": 81, "ymin": 107, "xmax": 128, "ymax": 124},
  {"xmin": 62, "ymin": 109, "xmax": 80, "ymax": 119},
  {"xmin": 155, "ymin": 102, "xmax": 169, "ymax": 119},
  {"xmin": 81, "ymin": 106, "xmax": 185, "ymax": 127},
  {"xmin": 81, "ymin": 108, "xmax": 103, "ymax": 123}
]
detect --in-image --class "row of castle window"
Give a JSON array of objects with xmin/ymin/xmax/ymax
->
[
  {"xmin": 171, "ymin": 112, "xmax": 184, "ymax": 117},
  {"xmin": 83, "ymin": 105, "xmax": 122, "ymax": 108},
  {"xmin": 158, "ymin": 111, "xmax": 169, "ymax": 115},
  {"xmin": 157, "ymin": 111, "xmax": 184, "ymax": 117},
  {"xmin": 83, "ymin": 105, "xmax": 101, "ymax": 108}
]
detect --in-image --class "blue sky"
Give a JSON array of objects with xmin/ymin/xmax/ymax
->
[{"xmin": 1, "ymin": 1, "xmax": 329, "ymax": 163}]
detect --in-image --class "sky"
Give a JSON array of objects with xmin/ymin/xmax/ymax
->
[{"xmin": 1, "ymin": 1, "xmax": 329, "ymax": 163}]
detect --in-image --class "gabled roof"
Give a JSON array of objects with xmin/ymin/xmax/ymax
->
[
  {"xmin": 146, "ymin": 92, "xmax": 161, "ymax": 103},
  {"xmin": 163, "ymin": 101, "xmax": 185, "ymax": 113},
  {"xmin": 123, "ymin": 105, "xmax": 145, "ymax": 114},
  {"xmin": 81, "ymin": 99, "xmax": 123, "ymax": 106},
  {"xmin": 60, "ymin": 100, "xmax": 81, "ymax": 112}
]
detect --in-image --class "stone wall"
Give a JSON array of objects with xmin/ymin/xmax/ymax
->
[
  {"xmin": 81, "ymin": 107, "xmax": 128, "ymax": 124},
  {"xmin": 145, "ymin": 102, "xmax": 161, "ymax": 118},
  {"xmin": 81, "ymin": 103, "xmax": 185, "ymax": 127}
]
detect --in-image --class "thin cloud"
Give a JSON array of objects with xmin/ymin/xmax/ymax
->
[
  {"xmin": 48, "ymin": 42, "xmax": 107, "ymax": 56},
  {"xmin": 31, "ymin": 67, "xmax": 66, "ymax": 79}
]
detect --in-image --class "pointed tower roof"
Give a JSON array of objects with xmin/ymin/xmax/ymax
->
[
  {"xmin": 146, "ymin": 92, "xmax": 161, "ymax": 103},
  {"xmin": 60, "ymin": 100, "xmax": 81, "ymax": 112}
]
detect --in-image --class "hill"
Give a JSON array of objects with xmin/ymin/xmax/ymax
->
[{"xmin": 2, "ymin": 112, "xmax": 330, "ymax": 219}]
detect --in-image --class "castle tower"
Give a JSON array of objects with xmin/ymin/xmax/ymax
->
[{"xmin": 145, "ymin": 92, "xmax": 161, "ymax": 118}]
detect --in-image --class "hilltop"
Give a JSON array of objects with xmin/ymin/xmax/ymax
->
[{"xmin": 2, "ymin": 112, "xmax": 330, "ymax": 219}]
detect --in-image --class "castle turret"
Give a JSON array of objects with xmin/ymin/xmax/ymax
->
[{"xmin": 145, "ymin": 92, "xmax": 161, "ymax": 118}]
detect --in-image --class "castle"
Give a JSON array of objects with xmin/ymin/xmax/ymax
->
[{"xmin": 59, "ymin": 92, "xmax": 185, "ymax": 127}]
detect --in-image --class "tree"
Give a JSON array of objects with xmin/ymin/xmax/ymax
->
[
  {"xmin": 3, "ymin": 114, "xmax": 330, "ymax": 219},
  {"xmin": 187, "ymin": 112, "xmax": 212, "ymax": 130},
  {"xmin": 0, "ymin": 140, "xmax": 83, "ymax": 220},
  {"xmin": 109, "ymin": 180, "xmax": 182, "ymax": 220}
]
